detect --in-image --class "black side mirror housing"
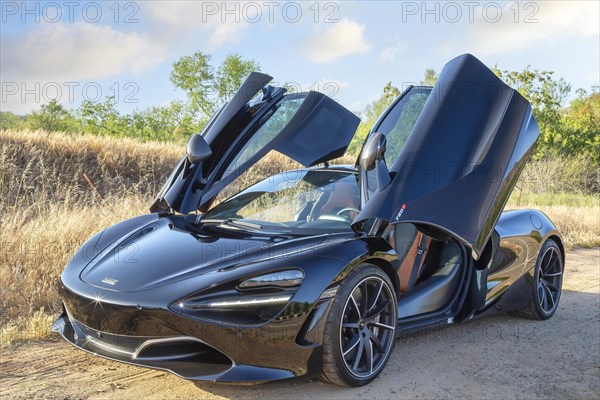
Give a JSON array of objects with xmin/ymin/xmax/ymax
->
[
  {"xmin": 359, "ymin": 132, "xmax": 391, "ymax": 189},
  {"xmin": 186, "ymin": 134, "xmax": 212, "ymax": 164},
  {"xmin": 359, "ymin": 132, "xmax": 386, "ymax": 170}
]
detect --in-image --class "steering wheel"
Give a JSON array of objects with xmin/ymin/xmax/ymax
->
[{"xmin": 336, "ymin": 207, "xmax": 360, "ymax": 217}]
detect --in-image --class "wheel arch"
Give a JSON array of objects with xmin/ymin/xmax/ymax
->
[
  {"xmin": 477, "ymin": 209, "xmax": 564, "ymax": 315},
  {"xmin": 318, "ymin": 236, "xmax": 400, "ymax": 298},
  {"xmin": 547, "ymin": 234, "xmax": 565, "ymax": 265},
  {"xmin": 360, "ymin": 257, "xmax": 400, "ymax": 297}
]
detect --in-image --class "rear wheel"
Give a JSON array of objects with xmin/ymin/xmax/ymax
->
[
  {"xmin": 321, "ymin": 264, "xmax": 397, "ymax": 386},
  {"xmin": 512, "ymin": 239, "xmax": 564, "ymax": 320}
]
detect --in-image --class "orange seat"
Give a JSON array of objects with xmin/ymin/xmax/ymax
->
[{"xmin": 394, "ymin": 224, "xmax": 431, "ymax": 293}]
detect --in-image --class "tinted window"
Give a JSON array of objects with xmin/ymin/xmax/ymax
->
[
  {"xmin": 362, "ymin": 87, "xmax": 431, "ymax": 201},
  {"xmin": 376, "ymin": 87, "xmax": 431, "ymax": 166},
  {"xmin": 224, "ymin": 94, "xmax": 306, "ymax": 176}
]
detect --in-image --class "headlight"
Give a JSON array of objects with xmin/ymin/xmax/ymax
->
[
  {"xmin": 171, "ymin": 269, "xmax": 304, "ymax": 325},
  {"xmin": 238, "ymin": 270, "xmax": 304, "ymax": 289},
  {"xmin": 179, "ymin": 294, "xmax": 293, "ymax": 311}
]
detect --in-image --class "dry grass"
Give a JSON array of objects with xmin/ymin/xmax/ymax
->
[
  {"xmin": 0, "ymin": 129, "xmax": 182, "ymax": 211},
  {"xmin": 0, "ymin": 130, "xmax": 349, "ymax": 347},
  {"xmin": 507, "ymin": 190, "xmax": 600, "ymax": 249},
  {"xmin": 506, "ymin": 204, "xmax": 600, "ymax": 249},
  {"xmin": 0, "ymin": 309, "xmax": 56, "ymax": 347},
  {"xmin": 541, "ymin": 206, "xmax": 600, "ymax": 248},
  {"xmin": 0, "ymin": 129, "xmax": 597, "ymax": 347},
  {"xmin": 1, "ymin": 130, "xmax": 174, "ymax": 347}
]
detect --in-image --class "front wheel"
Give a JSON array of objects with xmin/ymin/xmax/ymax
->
[{"xmin": 321, "ymin": 264, "xmax": 397, "ymax": 386}]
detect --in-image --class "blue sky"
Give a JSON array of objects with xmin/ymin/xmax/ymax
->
[{"xmin": 1, "ymin": 1, "xmax": 598, "ymax": 115}]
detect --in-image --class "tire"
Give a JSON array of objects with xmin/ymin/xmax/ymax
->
[
  {"xmin": 511, "ymin": 239, "xmax": 564, "ymax": 320},
  {"xmin": 321, "ymin": 264, "xmax": 397, "ymax": 386}
]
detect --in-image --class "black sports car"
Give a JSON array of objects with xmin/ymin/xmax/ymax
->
[{"xmin": 53, "ymin": 54, "xmax": 564, "ymax": 386}]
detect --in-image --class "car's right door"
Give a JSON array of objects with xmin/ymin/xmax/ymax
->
[{"xmin": 353, "ymin": 54, "xmax": 540, "ymax": 260}]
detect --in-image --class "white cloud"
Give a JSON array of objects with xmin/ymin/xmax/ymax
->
[
  {"xmin": 305, "ymin": 19, "xmax": 371, "ymax": 63},
  {"xmin": 1, "ymin": 2, "xmax": 252, "ymax": 113},
  {"xmin": 209, "ymin": 23, "xmax": 248, "ymax": 48},
  {"xmin": 347, "ymin": 88, "xmax": 385, "ymax": 114},
  {"xmin": 143, "ymin": 1, "xmax": 248, "ymax": 48},
  {"xmin": 379, "ymin": 43, "xmax": 406, "ymax": 62},
  {"xmin": 1, "ymin": 22, "xmax": 165, "ymax": 83},
  {"xmin": 454, "ymin": 2, "xmax": 599, "ymax": 56}
]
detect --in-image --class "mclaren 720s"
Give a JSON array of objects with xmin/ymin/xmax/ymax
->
[{"xmin": 54, "ymin": 54, "xmax": 564, "ymax": 386}]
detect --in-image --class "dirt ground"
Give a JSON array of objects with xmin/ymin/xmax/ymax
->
[{"xmin": 1, "ymin": 247, "xmax": 598, "ymax": 400}]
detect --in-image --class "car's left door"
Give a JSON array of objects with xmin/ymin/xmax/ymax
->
[{"xmin": 151, "ymin": 72, "xmax": 360, "ymax": 214}]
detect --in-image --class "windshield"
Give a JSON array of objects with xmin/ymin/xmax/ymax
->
[{"xmin": 203, "ymin": 169, "xmax": 359, "ymax": 234}]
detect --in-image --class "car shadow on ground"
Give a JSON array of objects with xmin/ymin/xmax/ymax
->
[{"xmin": 194, "ymin": 289, "xmax": 599, "ymax": 399}]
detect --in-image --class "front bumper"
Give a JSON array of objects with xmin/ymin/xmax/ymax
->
[
  {"xmin": 53, "ymin": 278, "xmax": 333, "ymax": 383},
  {"xmin": 52, "ymin": 309, "xmax": 314, "ymax": 382},
  {"xmin": 53, "ymin": 310, "xmax": 236, "ymax": 379}
]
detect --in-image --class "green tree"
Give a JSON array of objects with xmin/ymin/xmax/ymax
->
[
  {"xmin": 0, "ymin": 112, "xmax": 27, "ymax": 130},
  {"xmin": 170, "ymin": 51, "xmax": 215, "ymax": 117},
  {"xmin": 164, "ymin": 100, "xmax": 204, "ymax": 139},
  {"xmin": 170, "ymin": 52, "xmax": 259, "ymax": 118},
  {"xmin": 560, "ymin": 89, "xmax": 600, "ymax": 163},
  {"xmin": 493, "ymin": 66, "xmax": 572, "ymax": 158},
  {"xmin": 214, "ymin": 54, "xmax": 260, "ymax": 101},
  {"xmin": 27, "ymin": 100, "xmax": 74, "ymax": 132},
  {"xmin": 129, "ymin": 100, "xmax": 201, "ymax": 142},
  {"xmin": 421, "ymin": 69, "xmax": 439, "ymax": 86},
  {"xmin": 494, "ymin": 67, "xmax": 571, "ymax": 110},
  {"xmin": 78, "ymin": 97, "xmax": 129, "ymax": 136}
]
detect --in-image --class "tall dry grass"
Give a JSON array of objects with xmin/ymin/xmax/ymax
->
[
  {"xmin": 507, "ymin": 155, "xmax": 600, "ymax": 248},
  {"xmin": 0, "ymin": 129, "xmax": 597, "ymax": 346},
  {"xmin": 1, "ymin": 130, "xmax": 184, "ymax": 346},
  {"xmin": 0, "ymin": 130, "xmax": 348, "ymax": 345}
]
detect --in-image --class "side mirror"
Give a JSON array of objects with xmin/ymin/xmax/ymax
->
[
  {"xmin": 186, "ymin": 134, "xmax": 212, "ymax": 164},
  {"xmin": 359, "ymin": 132, "xmax": 387, "ymax": 170},
  {"xmin": 359, "ymin": 132, "xmax": 391, "ymax": 189}
]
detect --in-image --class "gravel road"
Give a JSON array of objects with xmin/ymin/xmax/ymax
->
[{"xmin": 1, "ymin": 247, "xmax": 598, "ymax": 400}]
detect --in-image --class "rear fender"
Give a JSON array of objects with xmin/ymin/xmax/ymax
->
[{"xmin": 472, "ymin": 209, "xmax": 562, "ymax": 315}]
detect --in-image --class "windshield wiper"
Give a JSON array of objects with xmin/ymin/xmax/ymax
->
[
  {"xmin": 199, "ymin": 218, "xmax": 263, "ymax": 231},
  {"xmin": 198, "ymin": 217, "xmax": 299, "ymax": 237}
]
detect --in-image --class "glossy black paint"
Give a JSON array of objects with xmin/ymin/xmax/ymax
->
[
  {"xmin": 54, "ymin": 54, "xmax": 564, "ymax": 384},
  {"xmin": 55, "ymin": 205, "xmax": 396, "ymax": 381},
  {"xmin": 482, "ymin": 209, "xmax": 563, "ymax": 313},
  {"xmin": 353, "ymin": 54, "xmax": 539, "ymax": 259},
  {"xmin": 54, "ymin": 179, "xmax": 562, "ymax": 382}
]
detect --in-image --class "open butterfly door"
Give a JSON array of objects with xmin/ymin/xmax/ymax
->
[
  {"xmin": 353, "ymin": 54, "xmax": 539, "ymax": 259},
  {"xmin": 151, "ymin": 72, "xmax": 360, "ymax": 214}
]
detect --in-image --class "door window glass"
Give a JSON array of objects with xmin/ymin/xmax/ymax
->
[
  {"xmin": 224, "ymin": 93, "xmax": 306, "ymax": 176},
  {"xmin": 376, "ymin": 87, "xmax": 431, "ymax": 166}
]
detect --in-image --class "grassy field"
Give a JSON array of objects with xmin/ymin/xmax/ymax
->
[{"xmin": 0, "ymin": 129, "xmax": 598, "ymax": 347}]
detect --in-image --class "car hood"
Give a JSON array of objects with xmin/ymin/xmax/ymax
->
[{"xmin": 79, "ymin": 216, "xmax": 329, "ymax": 293}]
